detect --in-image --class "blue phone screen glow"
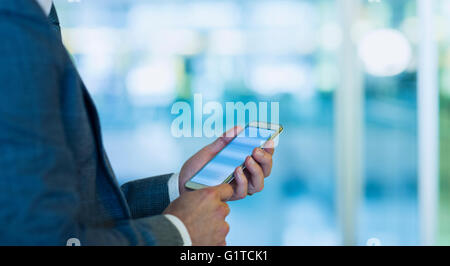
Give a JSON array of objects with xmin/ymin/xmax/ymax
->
[{"xmin": 189, "ymin": 126, "xmax": 275, "ymax": 187}]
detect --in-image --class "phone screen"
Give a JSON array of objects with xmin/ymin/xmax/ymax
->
[{"xmin": 189, "ymin": 126, "xmax": 276, "ymax": 187}]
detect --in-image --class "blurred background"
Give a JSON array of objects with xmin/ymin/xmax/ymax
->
[{"xmin": 53, "ymin": 0, "xmax": 449, "ymax": 246}]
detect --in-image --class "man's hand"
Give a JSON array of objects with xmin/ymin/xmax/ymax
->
[
  {"xmin": 163, "ymin": 184, "xmax": 233, "ymax": 246},
  {"xmin": 178, "ymin": 126, "xmax": 275, "ymax": 201}
]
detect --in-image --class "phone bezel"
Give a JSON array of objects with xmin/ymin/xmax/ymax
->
[{"xmin": 185, "ymin": 122, "xmax": 283, "ymax": 190}]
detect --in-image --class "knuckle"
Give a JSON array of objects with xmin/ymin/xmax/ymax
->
[
  {"xmin": 261, "ymin": 151, "xmax": 269, "ymax": 161},
  {"xmin": 218, "ymin": 203, "xmax": 230, "ymax": 216},
  {"xmin": 222, "ymin": 184, "xmax": 233, "ymax": 196},
  {"xmin": 214, "ymin": 137, "xmax": 227, "ymax": 148},
  {"xmin": 204, "ymin": 187, "xmax": 218, "ymax": 198}
]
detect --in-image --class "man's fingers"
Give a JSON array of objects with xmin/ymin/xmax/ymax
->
[
  {"xmin": 263, "ymin": 140, "xmax": 275, "ymax": 155},
  {"xmin": 223, "ymin": 126, "xmax": 243, "ymax": 139},
  {"xmin": 232, "ymin": 167, "xmax": 248, "ymax": 200},
  {"xmin": 252, "ymin": 148, "xmax": 273, "ymax": 177},
  {"xmin": 245, "ymin": 156, "xmax": 265, "ymax": 193}
]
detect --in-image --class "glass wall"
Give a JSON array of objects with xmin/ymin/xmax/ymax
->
[{"xmin": 358, "ymin": 0, "xmax": 419, "ymax": 245}]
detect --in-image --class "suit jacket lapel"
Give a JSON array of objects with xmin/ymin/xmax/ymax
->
[
  {"xmin": 47, "ymin": 4, "xmax": 130, "ymax": 212},
  {"xmin": 47, "ymin": 5, "xmax": 117, "ymax": 180},
  {"xmin": 47, "ymin": 4, "xmax": 62, "ymax": 41}
]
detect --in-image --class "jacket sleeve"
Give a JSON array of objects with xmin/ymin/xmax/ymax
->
[
  {"xmin": 0, "ymin": 8, "xmax": 182, "ymax": 246},
  {"xmin": 121, "ymin": 174, "xmax": 173, "ymax": 219}
]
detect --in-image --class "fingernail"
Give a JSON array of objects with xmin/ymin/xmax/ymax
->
[{"xmin": 238, "ymin": 166, "xmax": 244, "ymax": 175}]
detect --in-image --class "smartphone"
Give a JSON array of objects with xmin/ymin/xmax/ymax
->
[{"xmin": 185, "ymin": 122, "xmax": 283, "ymax": 190}]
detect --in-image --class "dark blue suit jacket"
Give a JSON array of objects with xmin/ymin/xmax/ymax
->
[{"xmin": 0, "ymin": 0, "xmax": 182, "ymax": 245}]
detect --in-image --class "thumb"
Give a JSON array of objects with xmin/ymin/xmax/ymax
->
[
  {"xmin": 180, "ymin": 126, "xmax": 243, "ymax": 187},
  {"xmin": 215, "ymin": 183, "xmax": 234, "ymax": 201}
]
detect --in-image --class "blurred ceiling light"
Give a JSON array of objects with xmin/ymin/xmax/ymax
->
[
  {"xmin": 126, "ymin": 60, "xmax": 176, "ymax": 106},
  {"xmin": 358, "ymin": 29, "xmax": 412, "ymax": 77}
]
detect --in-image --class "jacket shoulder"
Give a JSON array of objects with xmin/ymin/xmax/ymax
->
[
  {"xmin": 0, "ymin": 0, "xmax": 48, "ymax": 19},
  {"xmin": 0, "ymin": 4, "xmax": 66, "ymax": 75}
]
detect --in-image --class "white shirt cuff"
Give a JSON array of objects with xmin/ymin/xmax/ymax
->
[
  {"xmin": 168, "ymin": 173, "xmax": 180, "ymax": 202},
  {"xmin": 164, "ymin": 214, "xmax": 192, "ymax": 246},
  {"xmin": 166, "ymin": 173, "xmax": 191, "ymax": 246}
]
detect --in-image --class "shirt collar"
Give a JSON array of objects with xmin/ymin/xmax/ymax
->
[{"xmin": 35, "ymin": 0, "xmax": 53, "ymax": 16}]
